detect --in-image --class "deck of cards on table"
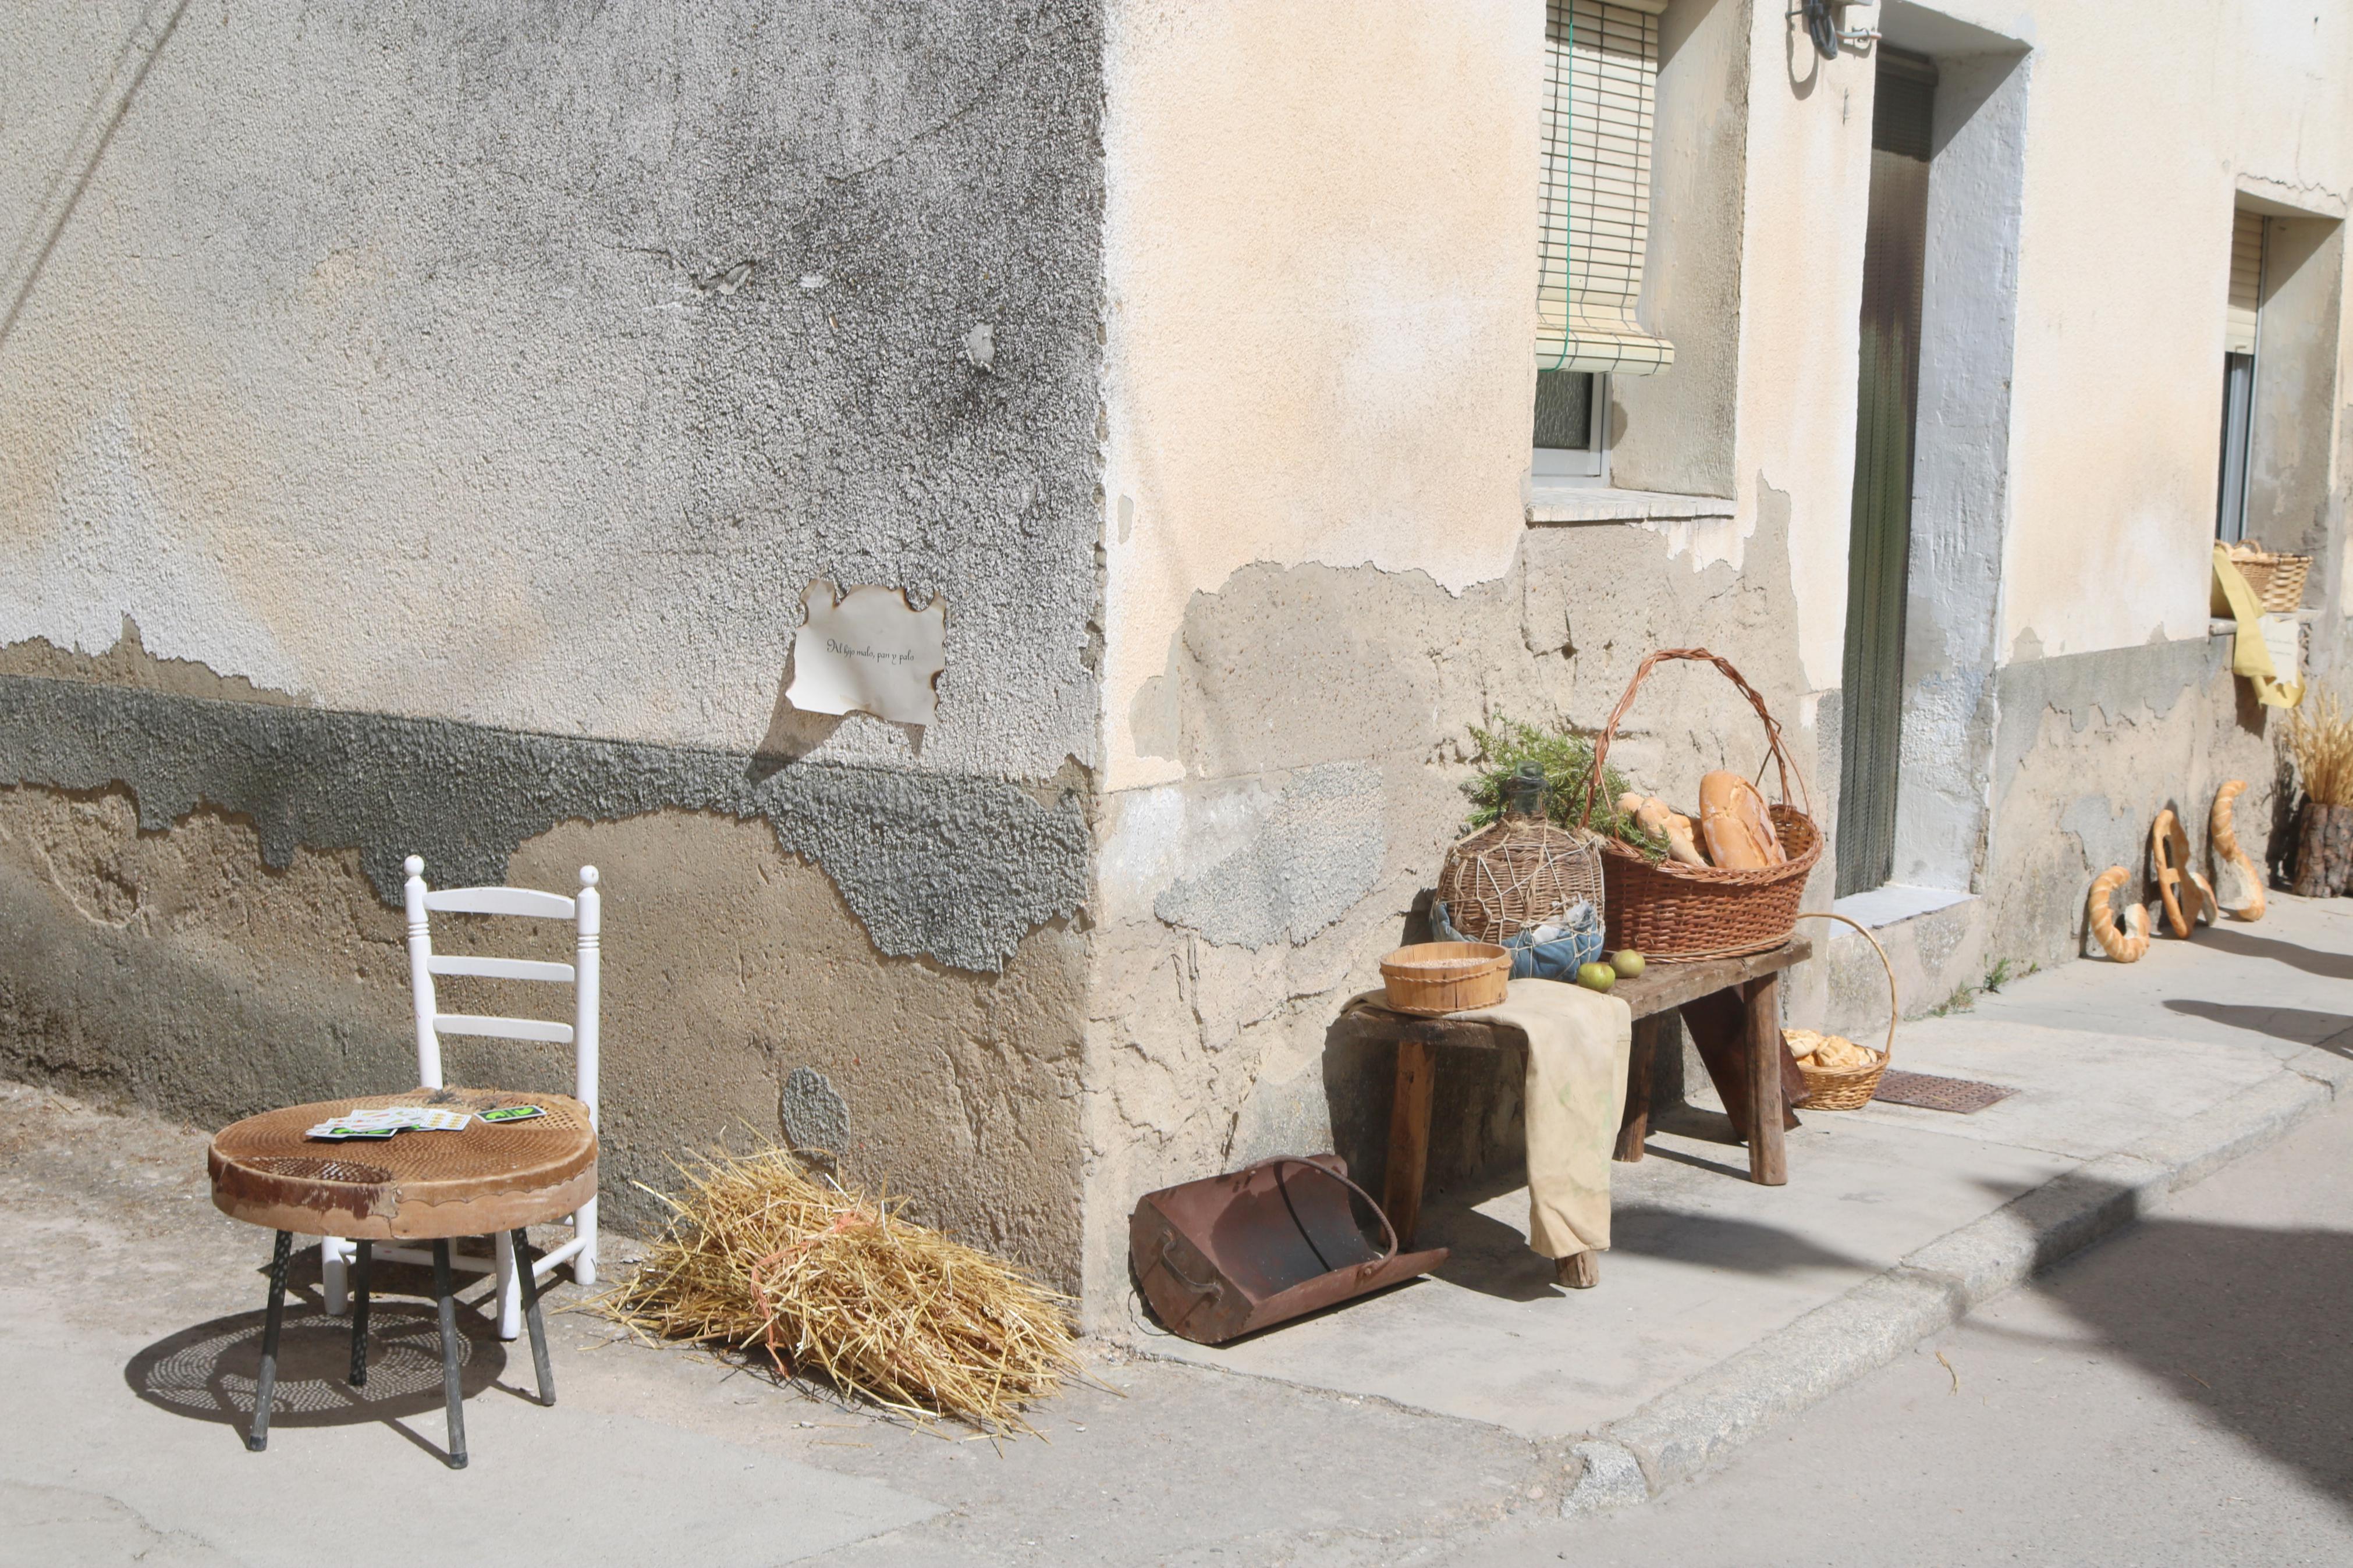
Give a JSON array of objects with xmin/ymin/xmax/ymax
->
[{"xmin": 306, "ymin": 1106, "xmax": 474, "ymax": 1140}]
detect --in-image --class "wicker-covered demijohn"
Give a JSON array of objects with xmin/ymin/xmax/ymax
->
[{"xmin": 1436, "ymin": 771, "xmax": 1606, "ymax": 945}]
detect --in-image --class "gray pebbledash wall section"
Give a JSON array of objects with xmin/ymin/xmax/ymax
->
[{"xmin": 0, "ymin": 675, "xmax": 1089, "ymax": 973}]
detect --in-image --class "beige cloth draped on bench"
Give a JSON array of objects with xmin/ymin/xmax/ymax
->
[{"xmin": 1448, "ymin": 978, "xmax": 1634, "ymax": 1260}]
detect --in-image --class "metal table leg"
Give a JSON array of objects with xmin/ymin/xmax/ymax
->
[
  {"xmin": 349, "ymin": 1240, "xmax": 372, "ymax": 1388},
  {"xmin": 432, "ymin": 1240, "xmax": 468, "ymax": 1469},
  {"xmin": 246, "ymin": 1230, "xmax": 292, "ymax": 1452},
  {"xmin": 510, "ymin": 1229, "xmax": 556, "ymax": 1407}
]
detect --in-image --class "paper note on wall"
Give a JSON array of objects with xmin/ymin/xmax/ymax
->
[
  {"xmin": 785, "ymin": 581, "xmax": 947, "ymax": 726},
  {"xmin": 2260, "ymin": 613, "xmax": 2302, "ymax": 684}
]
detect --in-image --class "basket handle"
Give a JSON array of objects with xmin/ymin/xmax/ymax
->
[
  {"xmin": 1789, "ymin": 911, "xmax": 1897, "ymax": 1065},
  {"xmin": 1578, "ymin": 648, "xmax": 1815, "ymax": 829}
]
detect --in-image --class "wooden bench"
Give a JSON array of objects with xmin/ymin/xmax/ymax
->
[{"xmin": 1335, "ymin": 935, "xmax": 1815, "ymax": 1251}]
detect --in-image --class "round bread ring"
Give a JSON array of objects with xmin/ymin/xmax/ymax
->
[
  {"xmin": 2150, "ymin": 809, "xmax": 2208, "ymax": 937},
  {"xmin": 2088, "ymin": 865, "xmax": 2149, "ymax": 962},
  {"xmin": 2210, "ymin": 780, "xmax": 2267, "ymax": 920}
]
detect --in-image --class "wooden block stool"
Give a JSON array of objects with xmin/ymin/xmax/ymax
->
[{"xmin": 208, "ymin": 1088, "xmax": 598, "ymax": 1467}]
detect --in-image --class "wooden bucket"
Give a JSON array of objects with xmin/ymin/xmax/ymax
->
[{"xmin": 1378, "ymin": 941, "xmax": 1509, "ymax": 1016}]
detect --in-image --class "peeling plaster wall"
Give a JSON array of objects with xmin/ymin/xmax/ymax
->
[
  {"xmin": 1097, "ymin": 0, "xmax": 1541, "ymax": 794},
  {"xmin": 1080, "ymin": 520, "xmax": 1820, "ymax": 1324},
  {"xmin": 0, "ymin": 0, "xmax": 1104, "ymax": 778}
]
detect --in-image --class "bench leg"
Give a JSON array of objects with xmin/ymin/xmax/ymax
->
[
  {"xmin": 1382, "ymin": 1038, "xmax": 1436, "ymax": 1249},
  {"xmin": 432, "ymin": 1240, "xmax": 469, "ymax": 1469},
  {"xmin": 511, "ymin": 1229, "xmax": 556, "ymax": 1407},
  {"xmin": 246, "ymin": 1230, "xmax": 293, "ymax": 1452},
  {"xmin": 349, "ymin": 1240, "xmax": 372, "ymax": 1388},
  {"xmin": 1744, "ymin": 974, "xmax": 1788, "ymax": 1185},
  {"xmin": 1614, "ymin": 1015, "xmax": 1662, "ymax": 1161}
]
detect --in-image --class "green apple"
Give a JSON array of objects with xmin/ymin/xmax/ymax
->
[
  {"xmin": 1610, "ymin": 949, "xmax": 1647, "ymax": 979},
  {"xmin": 1575, "ymin": 962, "xmax": 1617, "ymax": 992}
]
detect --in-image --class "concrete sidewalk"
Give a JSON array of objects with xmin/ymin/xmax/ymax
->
[{"xmin": 5, "ymin": 897, "xmax": 2351, "ymax": 1564}]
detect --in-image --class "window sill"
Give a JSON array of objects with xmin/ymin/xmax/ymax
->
[
  {"xmin": 1830, "ymin": 884, "xmax": 1974, "ymax": 930},
  {"xmin": 1526, "ymin": 484, "xmax": 1737, "ymax": 527}
]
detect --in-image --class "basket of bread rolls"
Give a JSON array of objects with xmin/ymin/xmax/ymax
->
[
  {"xmin": 1783, "ymin": 911, "xmax": 1897, "ymax": 1108},
  {"xmin": 1575, "ymin": 649, "xmax": 1823, "ymax": 961}
]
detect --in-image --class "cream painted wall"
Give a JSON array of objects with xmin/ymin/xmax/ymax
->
[
  {"xmin": 1098, "ymin": 0, "xmax": 1541, "ymax": 793},
  {"xmin": 1727, "ymin": 3, "xmax": 1878, "ymax": 695},
  {"xmin": 1991, "ymin": 0, "xmax": 2353, "ymax": 658}
]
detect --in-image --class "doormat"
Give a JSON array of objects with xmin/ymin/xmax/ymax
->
[{"xmin": 1870, "ymin": 1069, "xmax": 2017, "ymax": 1114}]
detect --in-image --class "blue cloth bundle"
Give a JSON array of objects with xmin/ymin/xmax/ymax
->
[{"xmin": 1429, "ymin": 898, "xmax": 1605, "ymax": 982}]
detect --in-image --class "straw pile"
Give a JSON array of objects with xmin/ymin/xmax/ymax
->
[
  {"xmin": 591, "ymin": 1144, "xmax": 1078, "ymax": 1436},
  {"xmin": 2291, "ymin": 688, "xmax": 2353, "ymax": 807}
]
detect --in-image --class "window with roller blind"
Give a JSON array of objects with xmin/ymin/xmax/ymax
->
[
  {"xmin": 2217, "ymin": 207, "xmax": 2265, "ymax": 541},
  {"xmin": 1534, "ymin": 0, "xmax": 1676, "ymax": 482}
]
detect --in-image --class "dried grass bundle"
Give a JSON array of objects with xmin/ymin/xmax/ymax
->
[
  {"xmin": 2291, "ymin": 688, "xmax": 2353, "ymax": 807},
  {"xmin": 591, "ymin": 1144, "xmax": 1078, "ymax": 1436}
]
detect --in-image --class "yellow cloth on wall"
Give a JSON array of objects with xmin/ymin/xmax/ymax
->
[
  {"xmin": 1452, "ymin": 978, "xmax": 1633, "ymax": 1261},
  {"xmin": 2213, "ymin": 544, "xmax": 2305, "ymax": 709}
]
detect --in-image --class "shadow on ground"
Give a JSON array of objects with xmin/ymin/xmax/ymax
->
[
  {"xmin": 2163, "ymin": 998, "xmax": 2353, "ymax": 1053},
  {"xmin": 2005, "ymin": 1177, "xmax": 2353, "ymax": 1507},
  {"xmin": 123, "ymin": 1243, "xmax": 514, "ymax": 1459},
  {"xmin": 2194, "ymin": 924, "xmax": 2353, "ymax": 982}
]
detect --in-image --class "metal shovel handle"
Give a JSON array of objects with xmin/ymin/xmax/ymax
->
[{"xmin": 1257, "ymin": 1157, "xmax": 1401, "ymax": 1265}]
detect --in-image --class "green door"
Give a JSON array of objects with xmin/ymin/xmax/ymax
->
[{"xmin": 1837, "ymin": 52, "xmax": 1936, "ymax": 897}]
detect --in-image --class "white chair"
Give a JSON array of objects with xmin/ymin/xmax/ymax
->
[{"xmin": 321, "ymin": 855, "xmax": 601, "ymax": 1341}]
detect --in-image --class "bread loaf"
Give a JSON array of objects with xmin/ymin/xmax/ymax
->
[
  {"xmin": 1698, "ymin": 771, "xmax": 1784, "ymax": 869},
  {"xmin": 1662, "ymin": 811, "xmax": 1706, "ymax": 867}
]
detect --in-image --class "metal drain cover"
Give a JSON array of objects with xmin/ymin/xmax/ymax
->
[{"xmin": 1872, "ymin": 1069, "xmax": 2017, "ymax": 1114}]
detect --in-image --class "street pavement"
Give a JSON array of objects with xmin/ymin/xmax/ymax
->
[{"xmin": 1439, "ymin": 1086, "xmax": 2353, "ymax": 1566}]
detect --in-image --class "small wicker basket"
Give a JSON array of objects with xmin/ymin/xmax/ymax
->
[
  {"xmin": 1784, "ymin": 912, "xmax": 1897, "ymax": 1110},
  {"xmin": 2226, "ymin": 542, "xmax": 2312, "ymax": 613},
  {"xmin": 1379, "ymin": 941, "xmax": 1510, "ymax": 1016}
]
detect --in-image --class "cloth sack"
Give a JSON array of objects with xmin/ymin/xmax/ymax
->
[{"xmin": 1430, "ymin": 898, "xmax": 1604, "ymax": 982}]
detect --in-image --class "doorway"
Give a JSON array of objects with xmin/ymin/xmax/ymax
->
[{"xmin": 1837, "ymin": 49, "xmax": 1936, "ymax": 897}]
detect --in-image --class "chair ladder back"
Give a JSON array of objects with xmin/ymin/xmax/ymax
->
[
  {"xmin": 402, "ymin": 855, "xmax": 599, "ymax": 1108},
  {"xmin": 331, "ymin": 856, "xmax": 604, "ymax": 1337}
]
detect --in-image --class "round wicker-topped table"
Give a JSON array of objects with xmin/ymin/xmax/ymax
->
[{"xmin": 208, "ymin": 1087, "xmax": 597, "ymax": 1466}]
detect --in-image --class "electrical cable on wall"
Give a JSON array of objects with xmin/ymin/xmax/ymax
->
[{"xmin": 1796, "ymin": 0, "xmax": 1880, "ymax": 60}]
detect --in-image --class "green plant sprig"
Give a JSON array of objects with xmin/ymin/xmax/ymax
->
[{"xmin": 1464, "ymin": 718, "xmax": 1669, "ymax": 862}]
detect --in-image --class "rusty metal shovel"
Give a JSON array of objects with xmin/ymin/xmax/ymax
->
[{"xmin": 1130, "ymin": 1154, "xmax": 1448, "ymax": 1345}]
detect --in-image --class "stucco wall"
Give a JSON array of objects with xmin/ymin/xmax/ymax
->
[
  {"xmin": 1, "ymin": 0, "xmax": 1103, "ymax": 778},
  {"xmin": 1098, "ymin": 0, "xmax": 1541, "ymax": 795},
  {"xmin": 1981, "ymin": 0, "xmax": 2352, "ymax": 661}
]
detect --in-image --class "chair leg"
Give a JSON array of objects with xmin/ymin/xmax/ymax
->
[
  {"xmin": 493, "ymin": 1229, "xmax": 522, "ymax": 1342},
  {"xmin": 432, "ymin": 1240, "xmax": 468, "ymax": 1469},
  {"xmin": 574, "ymin": 1198, "xmax": 598, "ymax": 1286},
  {"xmin": 246, "ymin": 1230, "xmax": 293, "ymax": 1452},
  {"xmin": 510, "ymin": 1229, "xmax": 556, "ymax": 1407},
  {"xmin": 349, "ymin": 1240, "xmax": 372, "ymax": 1388},
  {"xmin": 322, "ymin": 1235, "xmax": 350, "ymax": 1316}
]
